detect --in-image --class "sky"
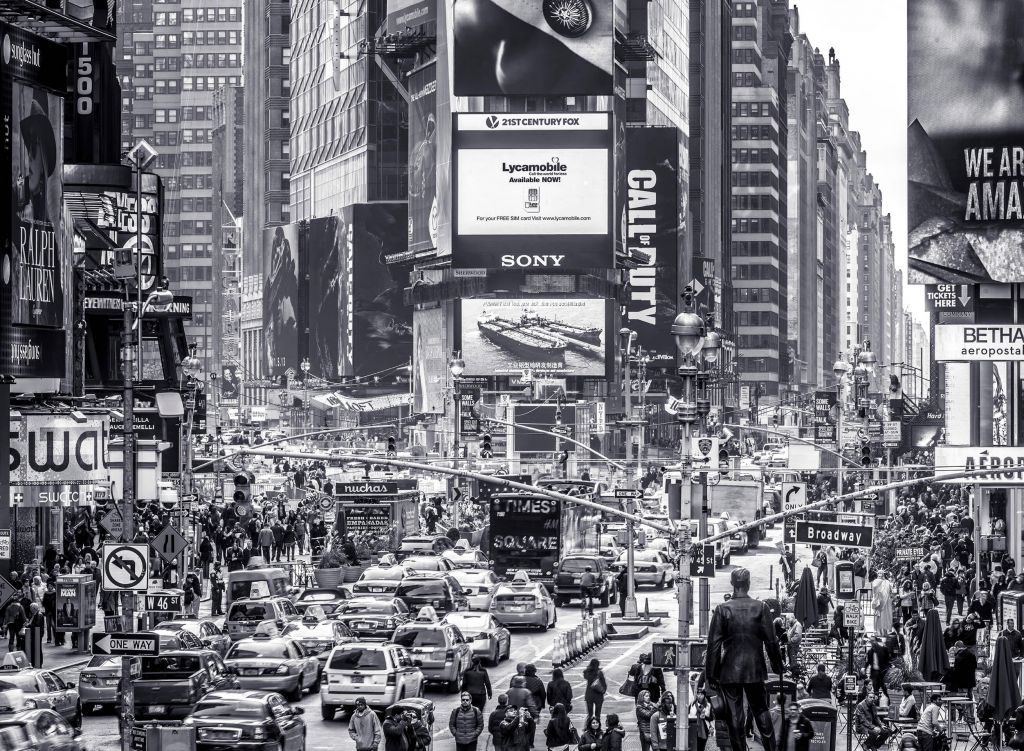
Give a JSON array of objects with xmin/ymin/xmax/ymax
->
[{"xmin": 788, "ymin": 0, "xmax": 923, "ymax": 316}]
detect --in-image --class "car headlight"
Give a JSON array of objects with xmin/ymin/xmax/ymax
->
[
  {"xmin": 276, "ymin": 664, "xmax": 291, "ymax": 674},
  {"xmin": 23, "ymin": 699, "xmax": 36, "ymax": 709},
  {"xmin": 252, "ymin": 727, "xmax": 266, "ymax": 740}
]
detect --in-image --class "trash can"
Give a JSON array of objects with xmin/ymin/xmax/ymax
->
[{"xmin": 799, "ymin": 699, "xmax": 838, "ymax": 751}]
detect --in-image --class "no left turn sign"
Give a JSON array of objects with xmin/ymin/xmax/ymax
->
[{"xmin": 102, "ymin": 543, "xmax": 150, "ymax": 592}]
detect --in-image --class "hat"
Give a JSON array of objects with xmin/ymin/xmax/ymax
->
[{"xmin": 20, "ymin": 89, "xmax": 56, "ymax": 177}]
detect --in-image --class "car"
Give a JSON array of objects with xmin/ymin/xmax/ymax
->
[
  {"xmin": 489, "ymin": 576, "xmax": 557, "ymax": 630},
  {"xmin": 0, "ymin": 669, "xmax": 81, "ymax": 728},
  {"xmin": 155, "ymin": 628, "xmax": 205, "ymax": 651},
  {"xmin": 395, "ymin": 573, "xmax": 468, "ymax": 616},
  {"xmin": 184, "ymin": 690, "xmax": 306, "ymax": 750},
  {"xmin": 320, "ymin": 643, "xmax": 425, "ymax": 719},
  {"xmin": 330, "ymin": 597, "xmax": 412, "ymax": 640},
  {"xmin": 395, "ymin": 535, "xmax": 455, "ymax": 560},
  {"xmin": 0, "ymin": 709, "xmax": 83, "ymax": 751},
  {"xmin": 78, "ymin": 656, "xmax": 141, "ymax": 714},
  {"xmin": 725, "ymin": 519, "xmax": 748, "ymax": 554},
  {"xmin": 294, "ymin": 588, "xmax": 350, "ymax": 615},
  {"xmin": 449, "ymin": 569, "xmax": 500, "ymax": 611},
  {"xmin": 441, "ymin": 546, "xmax": 489, "ymax": 569},
  {"xmin": 442, "ymin": 612, "xmax": 511, "ymax": 665},
  {"xmin": 552, "ymin": 552, "xmax": 617, "ymax": 607},
  {"xmin": 281, "ymin": 615, "xmax": 356, "ymax": 672},
  {"xmin": 390, "ymin": 609, "xmax": 474, "ymax": 690},
  {"xmin": 224, "ymin": 634, "xmax": 320, "ymax": 702},
  {"xmin": 611, "ymin": 549, "xmax": 676, "ymax": 588},
  {"xmin": 224, "ymin": 597, "xmax": 301, "ymax": 642},
  {"xmin": 350, "ymin": 564, "xmax": 410, "ymax": 597},
  {"xmin": 647, "ymin": 537, "xmax": 674, "ymax": 555},
  {"xmin": 133, "ymin": 650, "xmax": 238, "ymax": 722},
  {"xmin": 156, "ymin": 617, "xmax": 232, "ymax": 656},
  {"xmin": 401, "ymin": 554, "xmax": 456, "ymax": 573}
]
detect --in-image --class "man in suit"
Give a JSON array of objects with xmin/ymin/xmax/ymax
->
[
  {"xmin": 865, "ymin": 636, "xmax": 892, "ymax": 700},
  {"xmin": 706, "ymin": 567, "xmax": 783, "ymax": 751},
  {"xmin": 854, "ymin": 693, "xmax": 891, "ymax": 750}
]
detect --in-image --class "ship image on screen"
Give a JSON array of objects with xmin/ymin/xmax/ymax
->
[{"xmin": 459, "ymin": 297, "xmax": 606, "ymax": 377}]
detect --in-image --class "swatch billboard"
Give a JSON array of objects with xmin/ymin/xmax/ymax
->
[
  {"xmin": 262, "ymin": 223, "xmax": 301, "ymax": 377},
  {"xmin": 453, "ymin": 0, "xmax": 613, "ymax": 96},
  {"xmin": 452, "ymin": 113, "xmax": 612, "ymax": 269},
  {"xmin": 1, "ymin": 23, "xmax": 69, "ymax": 379}
]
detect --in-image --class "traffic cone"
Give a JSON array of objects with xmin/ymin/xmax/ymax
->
[
  {"xmin": 553, "ymin": 634, "xmax": 564, "ymax": 668},
  {"xmin": 644, "ymin": 598, "xmax": 650, "ymax": 619}
]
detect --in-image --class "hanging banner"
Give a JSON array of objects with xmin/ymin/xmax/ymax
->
[
  {"xmin": 813, "ymin": 389, "xmax": 838, "ymax": 444},
  {"xmin": 408, "ymin": 64, "xmax": 437, "ymax": 254},
  {"xmin": 934, "ymin": 324, "xmax": 1024, "ymax": 361},
  {"xmin": 11, "ymin": 414, "xmax": 109, "ymax": 485}
]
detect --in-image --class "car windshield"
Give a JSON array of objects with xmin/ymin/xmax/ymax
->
[
  {"xmin": 559, "ymin": 559, "xmax": 596, "ymax": 573},
  {"xmin": 453, "ymin": 572, "xmax": 490, "ymax": 584},
  {"xmin": 359, "ymin": 568, "xmax": 405, "ymax": 581},
  {"xmin": 328, "ymin": 648, "xmax": 387, "ymax": 670},
  {"xmin": 228, "ymin": 603, "xmax": 268, "ymax": 621},
  {"xmin": 404, "ymin": 558, "xmax": 442, "ymax": 570},
  {"xmin": 192, "ymin": 700, "xmax": 270, "ymax": 719},
  {"xmin": 338, "ymin": 601, "xmax": 394, "ymax": 614},
  {"xmin": 446, "ymin": 615, "xmax": 487, "ymax": 631},
  {"xmin": 87, "ymin": 656, "xmax": 123, "ymax": 669},
  {"xmin": 159, "ymin": 621, "xmax": 199, "ymax": 634},
  {"xmin": 283, "ymin": 623, "xmax": 334, "ymax": 638},
  {"xmin": 391, "ymin": 628, "xmax": 445, "ymax": 647},
  {"xmin": 396, "ymin": 582, "xmax": 445, "ymax": 597},
  {"xmin": 399, "ymin": 540, "xmax": 432, "ymax": 551},
  {"xmin": 299, "ymin": 591, "xmax": 345, "ymax": 602},
  {"xmin": 0, "ymin": 675, "xmax": 37, "ymax": 693},
  {"xmin": 227, "ymin": 641, "xmax": 290, "ymax": 659},
  {"xmin": 618, "ymin": 550, "xmax": 662, "ymax": 562},
  {"xmin": 140, "ymin": 655, "xmax": 202, "ymax": 677}
]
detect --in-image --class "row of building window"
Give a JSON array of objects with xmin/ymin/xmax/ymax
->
[
  {"xmin": 184, "ymin": 76, "xmax": 241, "ymax": 91},
  {"xmin": 183, "ymin": 53, "xmax": 241, "ymax": 68},
  {"xmin": 732, "ymin": 48, "xmax": 761, "ymax": 66},
  {"xmin": 732, "ymin": 218, "xmax": 780, "ymax": 235},
  {"xmin": 734, "ymin": 287, "xmax": 780, "ymax": 304},
  {"xmin": 154, "ymin": 151, "xmax": 214, "ymax": 169},
  {"xmin": 165, "ymin": 198, "xmax": 215, "ymax": 214},
  {"xmin": 732, "ymin": 124, "xmax": 775, "ymax": 140},
  {"xmin": 166, "ymin": 243, "xmax": 213, "ymax": 258},
  {"xmin": 732, "ymin": 170, "xmax": 780, "ymax": 189},
  {"xmin": 736, "ymin": 311, "xmax": 779, "ymax": 327},
  {"xmin": 733, "ymin": 72, "xmax": 760, "ymax": 88},
  {"xmin": 731, "ymin": 194, "xmax": 779, "ymax": 211},
  {"xmin": 732, "ymin": 101, "xmax": 775, "ymax": 118},
  {"xmin": 732, "ymin": 148, "xmax": 777, "ymax": 164},
  {"xmin": 165, "ymin": 266, "xmax": 214, "ymax": 282},
  {"xmin": 737, "ymin": 335, "xmax": 780, "ymax": 350},
  {"xmin": 182, "ymin": 30, "xmax": 242, "ymax": 46},
  {"xmin": 732, "ymin": 240, "xmax": 781, "ymax": 257},
  {"xmin": 731, "ymin": 263, "xmax": 780, "ymax": 281}
]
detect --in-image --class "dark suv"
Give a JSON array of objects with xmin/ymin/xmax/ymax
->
[
  {"xmin": 394, "ymin": 573, "xmax": 468, "ymax": 616},
  {"xmin": 553, "ymin": 552, "xmax": 617, "ymax": 607}
]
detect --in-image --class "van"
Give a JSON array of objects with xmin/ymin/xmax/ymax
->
[
  {"xmin": 225, "ymin": 567, "xmax": 294, "ymax": 610},
  {"xmin": 223, "ymin": 596, "xmax": 300, "ymax": 642}
]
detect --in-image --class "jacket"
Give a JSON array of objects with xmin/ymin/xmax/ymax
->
[
  {"xmin": 257, "ymin": 528, "xmax": 275, "ymax": 548},
  {"xmin": 462, "ymin": 666, "xmax": 493, "ymax": 698},
  {"xmin": 627, "ymin": 664, "xmax": 666, "ymax": 703},
  {"xmin": 601, "ymin": 727, "xmax": 625, "ymax": 751},
  {"xmin": 524, "ymin": 665, "xmax": 546, "ymax": 712},
  {"xmin": 349, "ymin": 707, "xmax": 383, "ymax": 750},
  {"xmin": 501, "ymin": 715, "xmax": 536, "ymax": 751},
  {"xmin": 778, "ymin": 715, "xmax": 815, "ymax": 751},
  {"xmin": 579, "ymin": 730, "xmax": 603, "ymax": 751},
  {"xmin": 383, "ymin": 718, "xmax": 408, "ymax": 751},
  {"xmin": 547, "ymin": 678, "xmax": 573, "ymax": 711},
  {"xmin": 507, "ymin": 677, "xmax": 540, "ymax": 718},
  {"xmin": 449, "ymin": 706, "xmax": 484, "ymax": 744},
  {"xmin": 635, "ymin": 701, "xmax": 658, "ymax": 741},
  {"xmin": 489, "ymin": 707, "xmax": 509, "ymax": 751},
  {"xmin": 706, "ymin": 593, "xmax": 783, "ymax": 684},
  {"xmin": 545, "ymin": 717, "xmax": 576, "ymax": 748},
  {"xmin": 943, "ymin": 649, "xmax": 977, "ymax": 690},
  {"xmin": 650, "ymin": 710, "xmax": 675, "ymax": 750},
  {"xmin": 854, "ymin": 701, "xmax": 883, "ymax": 734},
  {"xmin": 865, "ymin": 644, "xmax": 891, "ymax": 675}
]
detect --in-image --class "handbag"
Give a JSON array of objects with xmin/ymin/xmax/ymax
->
[
  {"xmin": 619, "ymin": 676, "xmax": 638, "ymax": 697},
  {"xmin": 569, "ymin": 724, "xmax": 580, "ymax": 744},
  {"xmin": 593, "ymin": 674, "xmax": 607, "ymax": 694}
]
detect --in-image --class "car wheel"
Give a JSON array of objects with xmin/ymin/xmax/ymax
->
[
  {"xmin": 416, "ymin": 681, "xmax": 424, "ymax": 698},
  {"xmin": 310, "ymin": 674, "xmax": 321, "ymax": 693},
  {"xmin": 73, "ymin": 703, "xmax": 83, "ymax": 729},
  {"xmin": 321, "ymin": 705, "xmax": 336, "ymax": 721},
  {"xmin": 490, "ymin": 646, "xmax": 499, "ymax": 666},
  {"xmin": 551, "ymin": 608, "xmax": 557, "ymax": 627},
  {"xmin": 287, "ymin": 678, "xmax": 303, "ymax": 702}
]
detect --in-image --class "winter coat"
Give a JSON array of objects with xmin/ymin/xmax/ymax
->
[
  {"xmin": 462, "ymin": 666, "xmax": 493, "ymax": 698},
  {"xmin": 500, "ymin": 715, "xmax": 535, "ymax": 751},
  {"xmin": 349, "ymin": 707, "xmax": 383, "ymax": 750},
  {"xmin": 546, "ymin": 678, "xmax": 573, "ymax": 711},
  {"xmin": 524, "ymin": 665, "xmax": 546, "ymax": 713},
  {"xmin": 601, "ymin": 727, "xmax": 625, "ymax": 751},
  {"xmin": 545, "ymin": 717, "xmax": 576, "ymax": 748},
  {"xmin": 507, "ymin": 677, "xmax": 540, "ymax": 718},
  {"xmin": 383, "ymin": 717, "xmax": 408, "ymax": 751},
  {"xmin": 636, "ymin": 701, "xmax": 658, "ymax": 741},
  {"xmin": 579, "ymin": 730, "xmax": 604, "ymax": 751},
  {"xmin": 489, "ymin": 707, "xmax": 509, "ymax": 751},
  {"xmin": 449, "ymin": 706, "xmax": 484, "ymax": 744}
]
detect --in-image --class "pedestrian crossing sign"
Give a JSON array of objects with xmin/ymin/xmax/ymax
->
[{"xmin": 652, "ymin": 641, "xmax": 678, "ymax": 669}]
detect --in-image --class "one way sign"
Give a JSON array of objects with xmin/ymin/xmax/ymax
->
[{"xmin": 92, "ymin": 632, "xmax": 161, "ymax": 656}]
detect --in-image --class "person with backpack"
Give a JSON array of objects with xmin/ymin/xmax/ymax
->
[
  {"xmin": 544, "ymin": 704, "xmax": 577, "ymax": 751},
  {"xmin": 449, "ymin": 692, "xmax": 485, "ymax": 751}
]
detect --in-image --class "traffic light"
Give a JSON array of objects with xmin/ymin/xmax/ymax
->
[
  {"xmin": 232, "ymin": 471, "xmax": 254, "ymax": 519},
  {"xmin": 558, "ymin": 451, "xmax": 569, "ymax": 468},
  {"xmin": 386, "ymin": 435, "xmax": 397, "ymax": 457},
  {"xmin": 860, "ymin": 442, "xmax": 872, "ymax": 467},
  {"xmin": 479, "ymin": 433, "xmax": 493, "ymax": 459},
  {"xmin": 772, "ymin": 407, "xmax": 780, "ymax": 427},
  {"xmin": 718, "ymin": 447, "xmax": 731, "ymax": 475}
]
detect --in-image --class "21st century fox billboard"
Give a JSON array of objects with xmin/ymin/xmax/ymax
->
[
  {"xmin": 452, "ymin": 113, "xmax": 612, "ymax": 269},
  {"xmin": 908, "ymin": 0, "xmax": 1024, "ymax": 283}
]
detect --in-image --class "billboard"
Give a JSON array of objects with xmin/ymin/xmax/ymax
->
[
  {"xmin": 453, "ymin": 0, "xmax": 613, "ymax": 96},
  {"xmin": 453, "ymin": 113, "xmax": 612, "ymax": 269},
  {"xmin": 512, "ymin": 403, "xmax": 576, "ymax": 453},
  {"xmin": 262, "ymin": 223, "xmax": 301, "ymax": 377},
  {"xmin": 351, "ymin": 203, "xmax": 412, "ymax": 379},
  {"xmin": 813, "ymin": 389, "xmax": 837, "ymax": 444},
  {"xmin": 458, "ymin": 297, "xmax": 609, "ymax": 377},
  {"xmin": 908, "ymin": 0, "xmax": 1024, "ymax": 283},
  {"xmin": 622, "ymin": 127, "xmax": 679, "ymax": 359},
  {"xmin": 307, "ymin": 213, "xmax": 353, "ymax": 380},
  {"xmin": 220, "ymin": 363, "xmax": 241, "ymax": 406},
  {"xmin": 11, "ymin": 414, "xmax": 109, "ymax": 485},
  {"xmin": 934, "ymin": 324, "xmax": 1024, "ymax": 361},
  {"xmin": 65, "ymin": 41, "xmax": 120, "ymax": 164},
  {"xmin": 413, "ymin": 305, "xmax": 447, "ymax": 414},
  {"xmin": 65, "ymin": 165, "xmax": 162, "ymax": 295},
  {"xmin": 386, "ymin": 0, "xmax": 435, "ymax": 30},
  {"xmin": 408, "ymin": 65, "xmax": 437, "ymax": 254},
  {"xmin": 1, "ymin": 23, "xmax": 69, "ymax": 379}
]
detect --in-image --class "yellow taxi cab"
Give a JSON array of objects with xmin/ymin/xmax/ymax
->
[
  {"xmin": 0, "ymin": 668, "xmax": 82, "ymax": 729},
  {"xmin": 488, "ymin": 572, "xmax": 556, "ymax": 630},
  {"xmin": 224, "ymin": 597, "xmax": 301, "ymax": 642}
]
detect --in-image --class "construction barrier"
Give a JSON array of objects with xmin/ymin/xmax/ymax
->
[{"xmin": 552, "ymin": 613, "xmax": 611, "ymax": 668}]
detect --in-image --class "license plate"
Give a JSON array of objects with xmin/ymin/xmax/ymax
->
[
  {"xmin": 351, "ymin": 675, "xmax": 364, "ymax": 684},
  {"xmin": 370, "ymin": 587, "xmax": 384, "ymax": 593},
  {"xmin": 105, "ymin": 678, "xmax": 120, "ymax": 686},
  {"xmin": 509, "ymin": 606, "xmax": 526, "ymax": 613},
  {"xmin": 354, "ymin": 622, "xmax": 373, "ymax": 630},
  {"xmin": 243, "ymin": 669, "xmax": 260, "ymax": 676},
  {"xmin": 149, "ymin": 705, "xmax": 166, "ymax": 714}
]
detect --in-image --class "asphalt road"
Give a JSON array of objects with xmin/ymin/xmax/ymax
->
[{"xmin": 71, "ymin": 526, "xmax": 787, "ymax": 751}]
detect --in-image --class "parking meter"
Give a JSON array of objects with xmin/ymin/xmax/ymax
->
[{"xmin": 834, "ymin": 561, "xmax": 855, "ymax": 600}]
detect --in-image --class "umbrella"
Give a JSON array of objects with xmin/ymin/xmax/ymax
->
[
  {"xmin": 794, "ymin": 566, "xmax": 819, "ymax": 629},
  {"xmin": 985, "ymin": 635, "xmax": 1021, "ymax": 723},
  {"xmin": 917, "ymin": 609, "xmax": 949, "ymax": 682}
]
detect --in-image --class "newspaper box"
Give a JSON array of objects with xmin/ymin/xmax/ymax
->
[
  {"xmin": 56, "ymin": 574, "xmax": 97, "ymax": 631},
  {"xmin": 130, "ymin": 724, "xmax": 196, "ymax": 751}
]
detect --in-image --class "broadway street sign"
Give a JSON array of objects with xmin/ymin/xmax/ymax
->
[{"xmin": 794, "ymin": 520, "xmax": 873, "ymax": 549}]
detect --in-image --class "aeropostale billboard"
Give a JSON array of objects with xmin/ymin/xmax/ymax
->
[
  {"xmin": 452, "ymin": 113, "xmax": 612, "ymax": 269},
  {"xmin": 935, "ymin": 446, "xmax": 1024, "ymax": 485},
  {"xmin": 934, "ymin": 324, "xmax": 1024, "ymax": 361}
]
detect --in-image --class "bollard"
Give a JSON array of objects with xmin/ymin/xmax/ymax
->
[
  {"xmin": 574, "ymin": 624, "xmax": 584, "ymax": 657},
  {"xmin": 589, "ymin": 614, "xmax": 598, "ymax": 647},
  {"xmin": 566, "ymin": 629, "xmax": 577, "ymax": 662},
  {"xmin": 582, "ymin": 619, "xmax": 593, "ymax": 652},
  {"xmin": 553, "ymin": 633, "xmax": 564, "ymax": 667},
  {"xmin": 598, "ymin": 612, "xmax": 607, "ymax": 642},
  {"xmin": 644, "ymin": 598, "xmax": 650, "ymax": 619}
]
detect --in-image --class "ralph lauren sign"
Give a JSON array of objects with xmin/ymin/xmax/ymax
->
[{"xmin": 9, "ymin": 415, "xmax": 109, "ymax": 485}]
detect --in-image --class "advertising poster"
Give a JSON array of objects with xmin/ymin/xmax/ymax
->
[
  {"xmin": 307, "ymin": 213, "xmax": 353, "ymax": 380},
  {"xmin": 622, "ymin": 127, "xmax": 679, "ymax": 359},
  {"xmin": 459, "ymin": 297, "xmax": 609, "ymax": 377},
  {"xmin": 408, "ymin": 65, "xmax": 437, "ymax": 254},
  {"xmin": 352, "ymin": 203, "xmax": 412, "ymax": 378},
  {"xmin": 1, "ymin": 23, "xmax": 69, "ymax": 379},
  {"xmin": 512, "ymin": 403, "xmax": 576, "ymax": 453},
  {"xmin": 220, "ymin": 363, "xmax": 241, "ymax": 406},
  {"xmin": 453, "ymin": 0, "xmax": 613, "ymax": 96},
  {"xmin": 908, "ymin": 0, "xmax": 1024, "ymax": 283},
  {"xmin": 11, "ymin": 414, "xmax": 109, "ymax": 485},
  {"xmin": 386, "ymin": 0, "xmax": 435, "ymax": 31},
  {"xmin": 813, "ymin": 389, "xmax": 837, "ymax": 444},
  {"xmin": 413, "ymin": 306, "xmax": 447, "ymax": 414},
  {"xmin": 262, "ymin": 223, "xmax": 301, "ymax": 377},
  {"xmin": 453, "ymin": 113, "xmax": 612, "ymax": 268},
  {"xmin": 65, "ymin": 165, "xmax": 162, "ymax": 295},
  {"xmin": 65, "ymin": 41, "xmax": 120, "ymax": 164},
  {"xmin": 340, "ymin": 504, "xmax": 392, "ymax": 537}
]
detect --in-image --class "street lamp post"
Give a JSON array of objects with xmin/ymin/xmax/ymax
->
[
  {"xmin": 449, "ymin": 354, "xmax": 466, "ymax": 529},
  {"xmin": 300, "ymin": 357, "xmax": 311, "ymax": 429},
  {"xmin": 671, "ymin": 298, "xmax": 706, "ymax": 751},
  {"xmin": 697, "ymin": 327, "xmax": 721, "ymax": 638},
  {"xmin": 832, "ymin": 358, "xmax": 851, "ymax": 498}
]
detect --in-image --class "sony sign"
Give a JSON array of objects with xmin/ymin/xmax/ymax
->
[
  {"xmin": 934, "ymin": 446, "xmax": 1024, "ymax": 485},
  {"xmin": 10, "ymin": 415, "xmax": 109, "ymax": 485}
]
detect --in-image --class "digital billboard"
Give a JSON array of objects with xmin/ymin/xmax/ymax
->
[
  {"xmin": 351, "ymin": 203, "xmax": 412, "ymax": 379},
  {"xmin": 908, "ymin": 0, "xmax": 1024, "ymax": 283},
  {"xmin": 307, "ymin": 213, "xmax": 353, "ymax": 380},
  {"xmin": 511, "ymin": 402, "xmax": 576, "ymax": 453},
  {"xmin": 458, "ymin": 297, "xmax": 609, "ymax": 377},
  {"xmin": 453, "ymin": 0, "xmax": 613, "ymax": 96},
  {"xmin": 408, "ymin": 65, "xmax": 437, "ymax": 254},
  {"xmin": 1, "ymin": 23, "xmax": 69, "ymax": 379},
  {"xmin": 386, "ymin": 0, "xmax": 435, "ymax": 30},
  {"xmin": 220, "ymin": 363, "xmax": 241, "ymax": 406},
  {"xmin": 262, "ymin": 223, "xmax": 301, "ymax": 377},
  {"xmin": 622, "ymin": 127, "xmax": 679, "ymax": 359},
  {"xmin": 452, "ymin": 113, "xmax": 612, "ymax": 269},
  {"xmin": 413, "ymin": 305, "xmax": 447, "ymax": 414}
]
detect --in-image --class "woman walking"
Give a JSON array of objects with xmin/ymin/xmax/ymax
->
[
  {"xmin": 651, "ymin": 693, "xmax": 678, "ymax": 751},
  {"xmin": 635, "ymin": 690, "xmax": 658, "ymax": 751},
  {"xmin": 583, "ymin": 659, "xmax": 607, "ymax": 723},
  {"xmin": 543, "ymin": 704, "xmax": 576, "ymax": 751},
  {"xmin": 577, "ymin": 716, "xmax": 603, "ymax": 751}
]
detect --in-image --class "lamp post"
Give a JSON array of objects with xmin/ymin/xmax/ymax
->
[
  {"xmin": 179, "ymin": 349, "xmax": 203, "ymax": 575},
  {"xmin": 300, "ymin": 357, "xmax": 311, "ymax": 429},
  {"xmin": 832, "ymin": 358, "xmax": 851, "ymax": 497},
  {"xmin": 449, "ymin": 354, "xmax": 466, "ymax": 530},
  {"xmin": 671, "ymin": 297, "xmax": 706, "ymax": 751},
  {"xmin": 696, "ymin": 327, "xmax": 721, "ymax": 638}
]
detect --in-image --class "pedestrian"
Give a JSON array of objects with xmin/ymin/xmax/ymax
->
[
  {"xmin": 42, "ymin": 581, "xmax": 56, "ymax": 645},
  {"xmin": 544, "ymin": 703, "xmax": 576, "ymax": 751},
  {"xmin": 580, "ymin": 567, "xmax": 598, "ymax": 615},
  {"xmin": 25, "ymin": 603, "xmax": 44, "ymax": 668},
  {"xmin": 4, "ymin": 598, "xmax": 26, "ymax": 652},
  {"xmin": 578, "ymin": 716, "xmax": 603, "ymax": 751},
  {"xmin": 583, "ymin": 659, "xmax": 607, "ymax": 723},
  {"xmin": 383, "ymin": 707, "xmax": 409, "ymax": 751},
  {"xmin": 616, "ymin": 568, "xmax": 629, "ymax": 618},
  {"xmin": 546, "ymin": 668, "xmax": 573, "ymax": 713},
  {"xmin": 865, "ymin": 636, "xmax": 892, "ymax": 700},
  {"xmin": 915, "ymin": 695, "xmax": 944, "ymax": 751},
  {"xmin": 778, "ymin": 701, "xmax": 815, "ymax": 751},
  {"xmin": 854, "ymin": 693, "xmax": 891, "ymax": 751},
  {"xmin": 257, "ymin": 523, "xmax": 274, "ymax": 562},
  {"xmin": 806, "ymin": 663, "xmax": 833, "ymax": 701},
  {"xmin": 499, "ymin": 707, "xmax": 535, "ymax": 751},
  {"xmin": 635, "ymin": 690, "xmax": 658, "ymax": 751},
  {"xmin": 507, "ymin": 676, "xmax": 539, "ymax": 720},
  {"xmin": 523, "ymin": 664, "xmax": 545, "ymax": 713},
  {"xmin": 488, "ymin": 694, "xmax": 510, "ymax": 751},
  {"xmin": 210, "ymin": 563, "xmax": 225, "ymax": 616},
  {"xmin": 350, "ymin": 697, "xmax": 384, "ymax": 751},
  {"xmin": 650, "ymin": 692, "xmax": 678, "ymax": 751},
  {"xmin": 462, "ymin": 658, "xmax": 493, "ymax": 711},
  {"xmin": 627, "ymin": 653, "xmax": 666, "ymax": 704},
  {"xmin": 450, "ymin": 692, "xmax": 485, "ymax": 751},
  {"xmin": 509, "ymin": 663, "xmax": 526, "ymax": 689},
  {"xmin": 602, "ymin": 714, "xmax": 625, "ymax": 751},
  {"xmin": 284, "ymin": 523, "xmax": 297, "ymax": 561},
  {"xmin": 199, "ymin": 537, "xmax": 214, "ymax": 578}
]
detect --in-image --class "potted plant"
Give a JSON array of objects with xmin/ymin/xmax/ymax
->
[{"xmin": 314, "ymin": 547, "xmax": 346, "ymax": 587}]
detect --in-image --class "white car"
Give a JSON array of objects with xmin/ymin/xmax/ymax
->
[
  {"xmin": 320, "ymin": 643, "xmax": 424, "ymax": 719},
  {"xmin": 611, "ymin": 549, "xmax": 676, "ymax": 589},
  {"xmin": 449, "ymin": 569, "xmax": 501, "ymax": 610}
]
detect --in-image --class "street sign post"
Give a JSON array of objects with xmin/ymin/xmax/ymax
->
[
  {"xmin": 780, "ymin": 483, "xmax": 807, "ymax": 511},
  {"xmin": 141, "ymin": 593, "xmax": 183, "ymax": 613},
  {"xmin": 794, "ymin": 520, "xmax": 874, "ymax": 550},
  {"xmin": 92, "ymin": 631, "xmax": 161, "ymax": 656},
  {"xmin": 690, "ymin": 544, "xmax": 715, "ymax": 578},
  {"xmin": 151, "ymin": 525, "xmax": 190, "ymax": 565},
  {"xmin": 924, "ymin": 284, "xmax": 973, "ymax": 312},
  {"xmin": 0, "ymin": 574, "xmax": 16, "ymax": 610},
  {"xmin": 102, "ymin": 544, "xmax": 150, "ymax": 592},
  {"xmin": 0, "ymin": 530, "xmax": 10, "ymax": 560},
  {"xmin": 614, "ymin": 488, "xmax": 642, "ymax": 499},
  {"xmin": 843, "ymin": 600, "xmax": 861, "ymax": 628},
  {"xmin": 99, "ymin": 510, "xmax": 126, "ymax": 541}
]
